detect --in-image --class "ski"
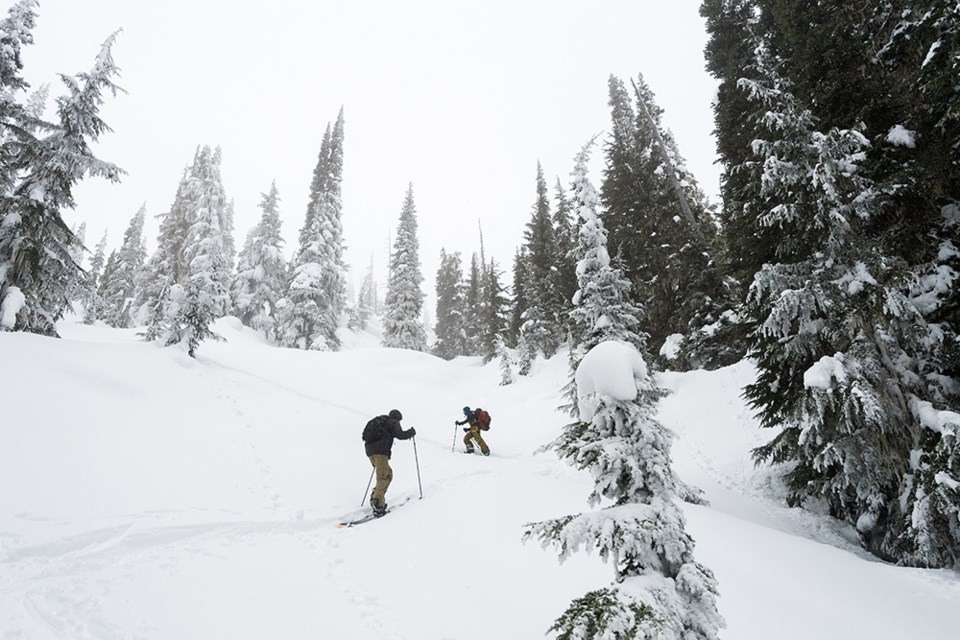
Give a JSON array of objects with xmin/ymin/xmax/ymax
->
[{"xmin": 335, "ymin": 497, "xmax": 412, "ymax": 528}]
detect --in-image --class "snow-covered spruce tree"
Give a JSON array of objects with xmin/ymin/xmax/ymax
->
[
  {"xmin": 94, "ymin": 249, "xmax": 118, "ymax": 321},
  {"xmin": 98, "ymin": 204, "xmax": 146, "ymax": 327},
  {"xmin": 65, "ymin": 221, "xmax": 87, "ymax": 306},
  {"xmin": 275, "ymin": 111, "xmax": 347, "ymax": 350},
  {"xmin": 138, "ymin": 168, "xmax": 190, "ymax": 340},
  {"xmin": 561, "ymin": 141, "xmax": 645, "ymax": 416},
  {"xmin": 382, "ymin": 183, "xmax": 426, "ymax": 350},
  {"xmin": 82, "ymin": 230, "xmax": 107, "ymax": 324},
  {"xmin": 0, "ymin": 26, "xmax": 123, "ymax": 335},
  {"xmin": 478, "ymin": 257, "xmax": 510, "ymax": 363},
  {"xmin": 518, "ymin": 162, "xmax": 565, "ymax": 359},
  {"xmin": 569, "ymin": 143, "xmax": 645, "ymax": 356},
  {"xmin": 601, "ymin": 74, "xmax": 733, "ymax": 369},
  {"xmin": 496, "ymin": 334, "xmax": 514, "ymax": 386},
  {"xmin": 231, "ymin": 181, "xmax": 286, "ymax": 337},
  {"xmin": 516, "ymin": 332, "xmax": 534, "ymax": 376},
  {"xmin": 552, "ymin": 177, "xmax": 579, "ymax": 334},
  {"xmin": 509, "ymin": 246, "xmax": 529, "ymax": 346},
  {"xmin": 462, "ymin": 253, "xmax": 483, "ymax": 355},
  {"xmin": 738, "ymin": 39, "xmax": 960, "ymax": 567},
  {"xmin": 221, "ymin": 197, "xmax": 236, "ymax": 271},
  {"xmin": 0, "ymin": 0, "xmax": 37, "ymax": 198},
  {"xmin": 433, "ymin": 248, "xmax": 466, "ymax": 360},
  {"xmin": 163, "ymin": 145, "xmax": 231, "ymax": 357},
  {"xmin": 524, "ymin": 143, "xmax": 722, "ymax": 640}
]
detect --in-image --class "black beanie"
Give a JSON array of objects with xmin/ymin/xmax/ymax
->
[{"xmin": 388, "ymin": 409, "xmax": 402, "ymax": 420}]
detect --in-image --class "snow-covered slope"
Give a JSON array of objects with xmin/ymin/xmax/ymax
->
[{"xmin": 2, "ymin": 319, "xmax": 958, "ymax": 639}]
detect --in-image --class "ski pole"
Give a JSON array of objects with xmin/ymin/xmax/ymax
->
[
  {"xmin": 360, "ymin": 467, "xmax": 375, "ymax": 506},
  {"xmin": 413, "ymin": 436, "xmax": 423, "ymax": 499},
  {"xmin": 451, "ymin": 423, "xmax": 457, "ymax": 452}
]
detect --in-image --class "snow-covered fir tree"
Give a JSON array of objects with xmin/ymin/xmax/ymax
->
[
  {"xmin": 0, "ymin": 17, "xmax": 122, "ymax": 335},
  {"xmin": 478, "ymin": 257, "xmax": 510, "ymax": 362},
  {"xmin": 526, "ymin": 342, "xmax": 723, "ymax": 640},
  {"xmin": 701, "ymin": 0, "xmax": 960, "ymax": 566},
  {"xmin": 508, "ymin": 247, "xmax": 528, "ymax": 345},
  {"xmin": 569, "ymin": 143, "xmax": 644, "ymax": 356},
  {"xmin": 738, "ymin": 38, "xmax": 960, "ymax": 568},
  {"xmin": 275, "ymin": 110, "xmax": 347, "ymax": 350},
  {"xmin": 139, "ymin": 169, "xmax": 190, "ymax": 340},
  {"xmin": 231, "ymin": 181, "xmax": 286, "ymax": 337},
  {"xmin": 163, "ymin": 145, "xmax": 231, "ymax": 356},
  {"xmin": 462, "ymin": 253, "xmax": 483, "ymax": 355},
  {"xmin": 601, "ymin": 74, "xmax": 732, "ymax": 368},
  {"xmin": 552, "ymin": 177, "xmax": 579, "ymax": 329},
  {"xmin": 82, "ymin": 230, "xmax": 108, "ymax": 324},
  {"xmin": 561, "ymin": 142, "xmax": 645, "ymax": 415},
  {"xmin": 221, "ymin": 197, "xmax": 236, "ymax": 272},
  {"xmin": 0, "ymin": 0, "xmax": 37, "ymax": 199},
  {"xmin": 66, "ymin": 221, "xmax": 87, "ymax": 304},
  {"xmin": 523, "ymin": 144, "xmax": 722, "ymax": 640},
  {"xmin": 517, "ymin": 162, "xmax": 565, "ymax": 359},
  {"xmin": 515, "ymin": 333, "xmax": 534, "ymax": 377},
  {"xmin": 382, "ymin": 184, "xmax": 426, "ymax": 351},
  {"xmin": 496, "ymin": 334, "xmax": 514, "ymax": 386},
  {"xmin": 433, "ymin": 248, "xmax": 466, "ymax": 360},
  {"xmin": 98, "ymin": 204, "xmax": 146, "ymax": 328}
]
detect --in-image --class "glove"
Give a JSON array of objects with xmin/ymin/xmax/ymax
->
[
  {"xmin": 409, "ymin": 428, "xmax": 417, "ymax": 437},
  {"xmin": 463, "ymin": 427, "xmax": 470, "ymax": 432}
]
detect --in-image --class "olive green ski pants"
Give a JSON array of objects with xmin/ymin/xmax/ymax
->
[{"xmin": 368, "ymin": 454, "xmax": 393, "ymax": 508}]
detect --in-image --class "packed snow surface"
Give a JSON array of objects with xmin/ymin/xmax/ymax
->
[{"xmin": 2, "ymin": 317, "xmax": 959, "ymax": 639}]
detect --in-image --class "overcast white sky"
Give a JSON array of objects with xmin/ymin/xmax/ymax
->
[{"xmin": 18, "ymin": 0, "xmax": 719, "ymax": 301}]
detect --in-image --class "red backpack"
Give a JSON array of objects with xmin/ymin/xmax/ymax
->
[{"xmin": 476, "ymin": 408, "xmax": 491, "ymax": 431}]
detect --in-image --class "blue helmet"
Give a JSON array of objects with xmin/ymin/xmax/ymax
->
[{"xmin": 462, "ymin": 406, "xmax": 471, "ymax": 415}]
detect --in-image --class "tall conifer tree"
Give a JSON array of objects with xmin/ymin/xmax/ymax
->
[
  {"xmin": 433, "ymin": 248, "xmax": 466, "ymax": 360},
  {"xmin": 164, "ymin": 145, "xmax": 231, "ymax": 356},
  {"xmin": 231, "ymin": 181, "xmax": 286, "ymax": 337},
  {"xmin": 526, "ymin": 142, "xmax": 722, "ymax": 640},
  {"xmin": 382, "ymin": 184, "xmax": 426, "ymax": 351},
  {"xmin": 601, "ymin": 74, "xmax": 727, "ymax": 364},
  {"xmin": 82, "ymin": 230, "xmax": 107, "ymax": 324},
  {"xmin": 0, "ymin": 20, "xmax": 123, "ymax": 335},
  {"xmin": 276, "ymin": 110, "xmax": 347, "ymax": 350},
  {"xmin": 703, "ymin": 0, "xmax": 960, "ymax": 566},
  {"xmin": 98, "ymin": 204, "xmax": 147, "ymax": 327},
  {"xmin": 518, "ymin": 162, "xmax": 564, "ymax": 358}
]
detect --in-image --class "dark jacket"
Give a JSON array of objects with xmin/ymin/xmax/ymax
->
[
  {"xmin": 364, "ymin": 416, "xmax": 415, "ymax": 458},
  {"xmin": 456, "ymin": 410, "xmax": 479, "ymax": 428}
]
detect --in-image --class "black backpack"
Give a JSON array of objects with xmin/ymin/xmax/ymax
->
[{"xmin": 362, "ymin": 415, "xmax": 391, "ymax": 443}]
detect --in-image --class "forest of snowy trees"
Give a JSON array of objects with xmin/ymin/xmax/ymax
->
[{"xmin": 0, "ymin": 0, "xmax": 957, "ymax": 637}]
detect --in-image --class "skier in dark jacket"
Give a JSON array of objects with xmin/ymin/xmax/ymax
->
[{"xmin": 365, "ymin": 409, "xmax": 416, "ymax": 516}]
